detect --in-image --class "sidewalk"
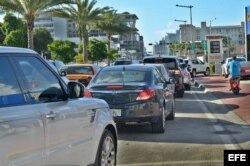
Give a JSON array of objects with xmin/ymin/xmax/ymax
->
[{"xmin": 194, "ymin": 75, "xmax": 250, "ymax": 124}]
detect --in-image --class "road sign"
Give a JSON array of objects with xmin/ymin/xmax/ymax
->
[{"xmin": 201, "ymin": 40, "xmax": 207, "ymax": 50}]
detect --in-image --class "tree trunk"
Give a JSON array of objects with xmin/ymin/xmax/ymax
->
[
  {"xmin": 27, "ymin": 21, "xmax": 34, "ymax": 49},
  {"xmin": 83, "ymin": 36, "xmax": 88, "ymax": 63}
]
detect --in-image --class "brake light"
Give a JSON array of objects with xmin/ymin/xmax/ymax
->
[
  {"xmin": 136, "ymin": 89, "xmax": 155, "ymax": 100},
  {"xmin": 184, "ymin": 72, "xmax": 190, "ymax": 76},
  {"xmin": 84, "ymin": 89, "xmax": 92, "ymax": 97},
  {"xmin": 175, "ymin": 69, "xmax": 180, "ymax": 75},
  {"xmin": 106, "ymin": 85, "xmax": 123, "ymax": 89}
]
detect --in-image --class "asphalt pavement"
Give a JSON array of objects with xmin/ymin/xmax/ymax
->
[{"xmin": 195, "ymin": 75, "xmax": 250, "ymax": 124}]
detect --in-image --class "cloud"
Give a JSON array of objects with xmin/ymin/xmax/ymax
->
[{"xmin": 153, "ymin": 22, "xmax": 177, "ymax": 36}]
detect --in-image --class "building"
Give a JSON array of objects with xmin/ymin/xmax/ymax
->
[
  {"xmin": 158, "ymin": 21, "xmax": 245, "ymax": 55},
  {"xmin": 116, "ymin": 12, "xmax": 144, "ymax": 59},
  {"xmin": 34, "ymin": 12, "xmax": 144, "ymax": 59}
]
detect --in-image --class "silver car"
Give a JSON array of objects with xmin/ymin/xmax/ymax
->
[{"xmin": 0, "ymin": 46, "xmax": 117, "ymax": 166}]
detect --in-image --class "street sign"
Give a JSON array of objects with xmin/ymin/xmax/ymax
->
[{"xmin": 201, "ymin": 40, "xmax": 207, "ymax": 50}]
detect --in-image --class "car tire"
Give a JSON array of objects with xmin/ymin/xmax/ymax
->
[
  {"xmin": 204, "ymin": 68, "xmax": 210, "ymax": 76},
  {"xmin": 166, "ymin": 101, "xmax": 175, "ymax": 120},
  {"xmin": 192, "ymin": 70, "xmax": 196, "ymax": 77},
  {"xmin": 152, "ymin": 107, "xmax": 165, "ymax": 133},
  {"xmin": 95, "ymin": 129, "xmax": 116, "ymax": 166}
]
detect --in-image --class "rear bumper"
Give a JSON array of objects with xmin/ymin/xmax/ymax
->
[{"xmin": 109, "ymin": 101, "xmax": 161, "ymax": 123}]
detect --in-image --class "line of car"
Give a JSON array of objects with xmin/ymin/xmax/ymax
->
[{"xmin": 0, "ymin": 46, "xmax": 199, "ymax": 165}]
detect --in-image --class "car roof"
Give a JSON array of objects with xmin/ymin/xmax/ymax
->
[
  {"xmin": 0, "ymin": 46, "xmax": 37, "ymax": 54},
  {"xmin": 101, "ymin": 64, "xmax": 155, "ymax": 71},
  {"xmin": 143, "ymin": 55, "xmax": 178, "ymax": 59},
  {"xmin": 65, "ymin": 63, "xmax": 94, "ymax": 67}
]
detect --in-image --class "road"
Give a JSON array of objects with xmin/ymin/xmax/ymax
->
[{"xmin": 116, "ymin": 78, "xmax": 250, "ymax": 166}]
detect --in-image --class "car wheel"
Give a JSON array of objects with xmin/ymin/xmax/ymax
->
[
  {"xmin": 204, "ymin": 68, "xmax": 210, "ymax": 76},
  {"xmin": 166, "ymin": 101, "xmax": 175, "ymax": 120},
  {"xmin": 192, "ymin": 70, "xmax": 196, "ymax": 77},
  {"xmin": 152, "ymin": 107, "xmax": 165, "ymax": 133},
  {"xmin": 95, "ymin": 129, "xmax": 116, "ymax": 166}
]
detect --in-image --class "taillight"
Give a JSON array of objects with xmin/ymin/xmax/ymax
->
[
  {"xmin": 136, "ymin": 89, "xmax": 155, "ymax": 100},
  {"xmin": 106, "ymin": 85, "xmax": 123, "ymax": 89},
  {"xmin": 184, "ymin": 72, "xmax": 190, "ymax": 76},
  {"xmin": 175, "ymin": 69, "xmax": 180, "ymax": 75},
  {"xmin": 84, "ymin": 89, "xmax": 92, "ymax": 97}
]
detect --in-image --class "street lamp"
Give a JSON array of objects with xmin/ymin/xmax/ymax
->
[
  {"xmin": 176, "ymin": 4, "xmax": 193, "ymax": 42},
  {"xmin": 210, "ymin": 18, "xmax": 216, "ymax": 34}
]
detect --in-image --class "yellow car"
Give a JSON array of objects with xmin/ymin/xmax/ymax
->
[{"xmin": 61, "ymin": 64, "xmax": 97, "ymax": 86}]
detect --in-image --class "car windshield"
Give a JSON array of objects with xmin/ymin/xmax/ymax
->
[
  {"xmin": 143, "ymin": 58, "xmax": 177, "ymax": 70},
  {"xmin": 228, "ymin": 58, "xmax": 246, "ymax": 63},
  {"xmin": 62, "ymin": 66, "xmax": 93, "ymax": 75},
  {"xmin": 93, "ymin": 70, "xmax": 147, "ymax": 83},
  {"xmin": 114, "ymin": 61, "xmax": 132, "ymax": 65}
]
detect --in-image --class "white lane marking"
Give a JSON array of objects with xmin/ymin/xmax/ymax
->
[
  {"xmin": 118, "ymin": 160, "xmax": 222, "ymax": 166},
  {"xmin": 193, "ymin": 93, "xmax": 237, "ymax": 150}
]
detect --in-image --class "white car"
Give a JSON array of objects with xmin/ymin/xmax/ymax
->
[
  {"xmin": 221, "ymin": 57, "xmax": 246, "ymax": 77},
  {"xmin": 184, "ymin": 58, "xmax": 210, "ymax": 77},
  {"xmin": 0, "ymin": 46, "xmax": 117, "ymax": 166}
]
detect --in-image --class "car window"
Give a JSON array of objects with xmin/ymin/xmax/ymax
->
[
  {"xmin": 114, "ymin": 61, "xmax": 132, "ymax": 65},
  {"xmin": 0, "ymin": 57, "xmax": 25, "ymax": 107},
  {"xmin": 62, "ymin": 66, "xmax": 94, "ymax": 75},
  {"xmin": 153, "ymin": 69, "xmax": 165, "ymax": 84},
  {"xmin": 191, "ymin": 59, "xmax": 199, "ymax": 64},
  {"xmin": 93, "ymin": 70, "xmax": 147, "ymax": 83},
  {"xmin": 13, "ymin": 56, "xmax": 65, "ymax": 103},
  {"xmin": 143, "ymin": 58, "xmax": 178, "ymax": 70}
]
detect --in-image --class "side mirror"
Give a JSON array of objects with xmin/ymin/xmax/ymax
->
[
  {"xmin": 67, "ymin": 81, "xmax": 85, "ymax": 98},
  {"xmin": 60, "ymin": 71, "xmax": 67, "ymax": 77}
]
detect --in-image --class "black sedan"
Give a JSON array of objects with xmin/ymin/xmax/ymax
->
[{"xmin": 84, "ymin": 65, "xmax": 175, "ymax": 133}]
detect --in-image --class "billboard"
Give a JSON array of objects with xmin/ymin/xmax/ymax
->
[{"xmin": 246, "ymin": 6, "xmax": 250, "ymax": 35}]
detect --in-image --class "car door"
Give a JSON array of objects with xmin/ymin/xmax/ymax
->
[
  {"xmin": 197, "ymin": 59, "xmax": 205, "ymax": 72},
  {"xmin": 0, "ymin": 56, "xmax": 45, "ymax": 166},
  {"xmin": 12, "ymin": 55, "xmax": 94, "ymax": 165}
]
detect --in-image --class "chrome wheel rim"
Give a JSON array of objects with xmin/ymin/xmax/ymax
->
[{"xmin": 101, "ymin": 136, "xmax": 115, "ymax": 166}]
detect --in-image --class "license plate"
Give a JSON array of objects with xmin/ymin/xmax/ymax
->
[
  {"xmin": 167, "ymin": 84, "xmax": 175, "ymax": 93},
  {"xmin": 111, "ymin": 109, "xmax": 122, "ymax": 116}
]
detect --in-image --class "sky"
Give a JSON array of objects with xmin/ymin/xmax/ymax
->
[
  {"xmin": 1, "ymin": 0, "xmax": 250, "ymax": 51},
  {"xmin": 96, "ymin": 0, "xmax": 250, "ymax": 51}
]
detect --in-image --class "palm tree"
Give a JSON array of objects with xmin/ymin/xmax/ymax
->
[
  {"xmin": 0, "ymin": 0, "xmax": 72, "ymax": 49},
  {"xmin": 50, "ymin": 0, "xmax": 110, "ymax": 62},
  {"xmin": 97, "ymin": 10, "xmax": 132, "ymax": 51},
  {"xmin": 97, "ymin": 10, "xmax": 132, "ymax": 64}
]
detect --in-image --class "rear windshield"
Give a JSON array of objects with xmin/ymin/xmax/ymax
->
[
  {"xmin": 114, "ymin": 61, "xmax": 132, "ymax": 65},
  {"xmin": 228, "ymin": 58, "xmax": 246, "ymax": 63},
  {"xmin": 143, "ymin": 58, "xmax": 177, "ymax": 70},
  {"xmin": 93, "ymin": 70, "xmax": 147, "ymax": 83},
  {"xmin": 62, "ymin": 66, "xmax": 93, "ymax": 75}
]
